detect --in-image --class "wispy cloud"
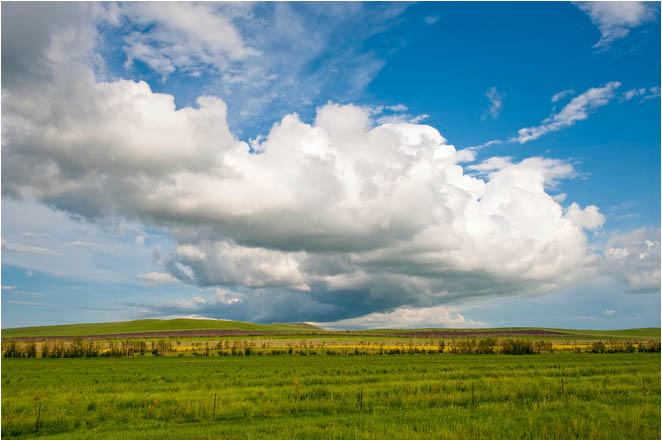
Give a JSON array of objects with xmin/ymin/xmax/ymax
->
[
  {"xmin": 511, "ymin": 81, "xmax": 620, "ymax": 143},
  {"xmin": 622, "ymin": 86, "xmax": 660, "ymax": 102},
  {"xmin": 137, "ymin": 272, "xmax": 180, "ymax": 286},
  {"xmin": 3, "ymin": 300, "xmax": 45, "ymax": 307},
  {"xmin": 1, "ymin": 239, "xmax": 58, "ymax": 255},
  {"xmin": 117, "ymin": 2, "xmax": 259, "ymax": 80},
  {"xmin": 100, "ymin": 2, "xmax": 411, "ymax": 135},
  {"xmin": 483, "ymin": 86, "xmax": 504, "ymax": 119},
  {"xmin": 576, "ymin": 1, "xmax": 658, "ymax": 50},
  {"xmin": 551, "ymin": 89, "xmax": 575, "ymax": 103},
  {"xmin": 376, "ymin": 113, "xmax": 429, "ymax": 125}
]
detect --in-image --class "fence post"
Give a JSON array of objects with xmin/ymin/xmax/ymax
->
[
  {"xmin": 471, "ymin": 383, "xmax": 475, "ymax": 409},
  {"xmin": 35, "ymin": 400, "xmax": 41, "ymax": 432}
]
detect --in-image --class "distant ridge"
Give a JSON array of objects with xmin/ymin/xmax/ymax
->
[{"xmin": 1, "ymin": 318, "xmax": 321, "ymax": 338}]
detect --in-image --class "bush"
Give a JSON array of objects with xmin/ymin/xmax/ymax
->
[
  {"xmin": 591, "ymin": 341, "xmax": 607, "ymax": 353},
  {"xmin": 639, "ymin": 341, "xmax": 661, "ymax": 353},
  {"xmin": 476, "ymin": 338, "xmax": 496, "ymax": 354},
  {"xmin": 501, "ymin": 339, "xmax": 534, "ymax": 355}
]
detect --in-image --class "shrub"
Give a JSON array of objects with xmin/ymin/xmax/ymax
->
[
  {"xmin": 476, "ymin": 338, "xmax": 496, "ymax": 354},
  {"xmin": 591, "ymin": 341, "xmax": 607, "ymax": 354},
  {"xmin": 501, "ymin": 339, "xmax": 534, "ymax": 355},
  {"xmin": 25, "ymin": 341, "xmax": 37, "ymax": 358}
]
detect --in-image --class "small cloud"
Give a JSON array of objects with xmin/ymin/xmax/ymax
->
[
  {"xmin": 552, "ymin": 193, "xmax": 567, "ymax": 203},
  {"xmin": 25, "ymin": 270, "xmax": 35, "ymax": 277},
  {"xmin": 603, "ymin": 228, "xmax": 660, "ymax": 293},
  {"xmin": 385, "ymin": 104, "xmax": 408, "ymax": 112},
  {"xmin": 424, "ymin": 15, "xmax": 439, "ymax": 25},
  {"xmin": 20, "ymin": 232, "xmax": 51, "ymax": 238},
  {"xmin": 2, "ymin": 239, "xmax": 57, "ymax": 255},
  {"xmin": 465, "ymin": 139, "xmax": 503, "ymax": 151},
  {"xmin": 376, "ymin": 113, "xmax": 429, "ymax": 125},
  {"xmin": 604, "ymin": 309, "xmax": 615, "ymax": 317},
  {"xmin": 2, "ymin": 285, "xmax": 16, "ymax": 290},
  {"xmin": 370, "ymin": 103, "xmax": 427, "ymax": 125},
  {"xmin": 68, "ymin": 241, "xmax": 98, "ymax": 248},
  {"xmin": 564, "ymin": 202, "xmax": 606, "ymax": 231},
  {"xmin": 137, "ymin": 272, "xmax": 180, "ymax": 286},
  {"xmin": 622, "ymin": 86, "xmax": 661, "ymax": 102},
  {"xmin": 612, "ymin": 213, "xmax": 639, "ymax": 221},
  {"xmin": 467, "ymin": 156, "xmax": 513, "ymax": 173},
  {"xmin": 215, "ymin": 288, "xmax": 244, "ymax": 305},
  {"xmin": 511, "ymin": 81, "xmax": 620, "ymax": 143},
  {"xmin": 551, "ymin": 89, "xmax": 575, "ymax": 103},
  {"xmin": 576, "ymin": 1, "xmax": 658, "ymax": 50},
  {"xmin": 483, "ymin": 86, "xmax": 504, "ymax": 119},
  {"xmin": 3, "ymin": 300, "xmax": 44, "ymax": 306}
]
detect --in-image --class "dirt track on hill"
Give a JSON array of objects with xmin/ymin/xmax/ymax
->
[{"xmin": 3, "ymin": 328, "xmax": 567, "ymax": 341}]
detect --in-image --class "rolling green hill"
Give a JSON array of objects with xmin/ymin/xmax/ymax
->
[
  {"xmin": 365, "ymin": 326, "xmax": 661, "ymax": 339},
  {"xmin": 2, "ymin": 319, "xmax": 659, "ymax": 339},
  {"xmin": 1, "ymin": 319, "xmax": 320, "ymax": 338},
  {"xmin": 546, "ymin": 327, "xmax": 661, "ymax": 338}
]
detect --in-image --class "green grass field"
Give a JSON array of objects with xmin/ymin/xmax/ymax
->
[
  {"xmin": 2, "ymin": 354, "xmax": 660, "ymax": 439},
  {"xmin": 0, "ymin": 319, "xmax": 320, "ymax": 338}
]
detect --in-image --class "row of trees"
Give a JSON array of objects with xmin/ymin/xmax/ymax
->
[{"xmin": 3, "ymin": 339, "xmax": 660, "ymax": 358}]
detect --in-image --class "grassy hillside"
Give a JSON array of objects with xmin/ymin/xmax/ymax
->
[
  {"xmin": 547, "ymin": 327, "xmax": 661, "ymax": 338},
  {"xmin": 365, "ymin": 327, "xmax": 661, "ymax": 339},
  {"xmin": 1, "ymin": 319, "xmax": 320, "ymax": 338},
  {"xmin": 2, "ymin": 319, "xmax": 659, "ymax": 339}
]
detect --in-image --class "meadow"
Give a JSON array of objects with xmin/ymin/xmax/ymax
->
[
  {"xmin": 2, "ymin": 320, "xmax": 660, "ymax": 439},
  {"xmin": 1, "ymin": 354, "xmax": 660, "ymax": 439}
]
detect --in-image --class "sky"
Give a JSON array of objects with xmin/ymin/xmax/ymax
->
[{"xmin": 1, "ymin": 1, "xmax": 660, "ymax": 330}]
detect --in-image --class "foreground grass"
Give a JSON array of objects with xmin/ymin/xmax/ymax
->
[{"xmin": 2, "ymin": 354, "xmax": 659, "ymax": 439}]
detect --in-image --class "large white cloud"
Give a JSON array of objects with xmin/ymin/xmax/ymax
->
[
  {"xmin": 5, "ymin": 1, "xmax": 651, "ymax": 324},
  {"xmin": 3, "ymin": 58, "xmax": 607, "ymax": 321}
]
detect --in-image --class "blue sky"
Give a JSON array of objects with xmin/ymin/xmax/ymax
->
[{"xmin": 1, "ymin": 1, "xmax": 660, "ymax": 330}]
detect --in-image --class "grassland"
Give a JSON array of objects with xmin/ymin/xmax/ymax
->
[
  {"xmin": 2, "ymin": 320, "xmax": 660, "ymax": 439},
  {"xmin": 2, "ymin": 354, "xmax": 660, "ymax": 439},
  {"xmin": 3, "ymin": 319, "xmax": 659, "ymax": 341}
]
